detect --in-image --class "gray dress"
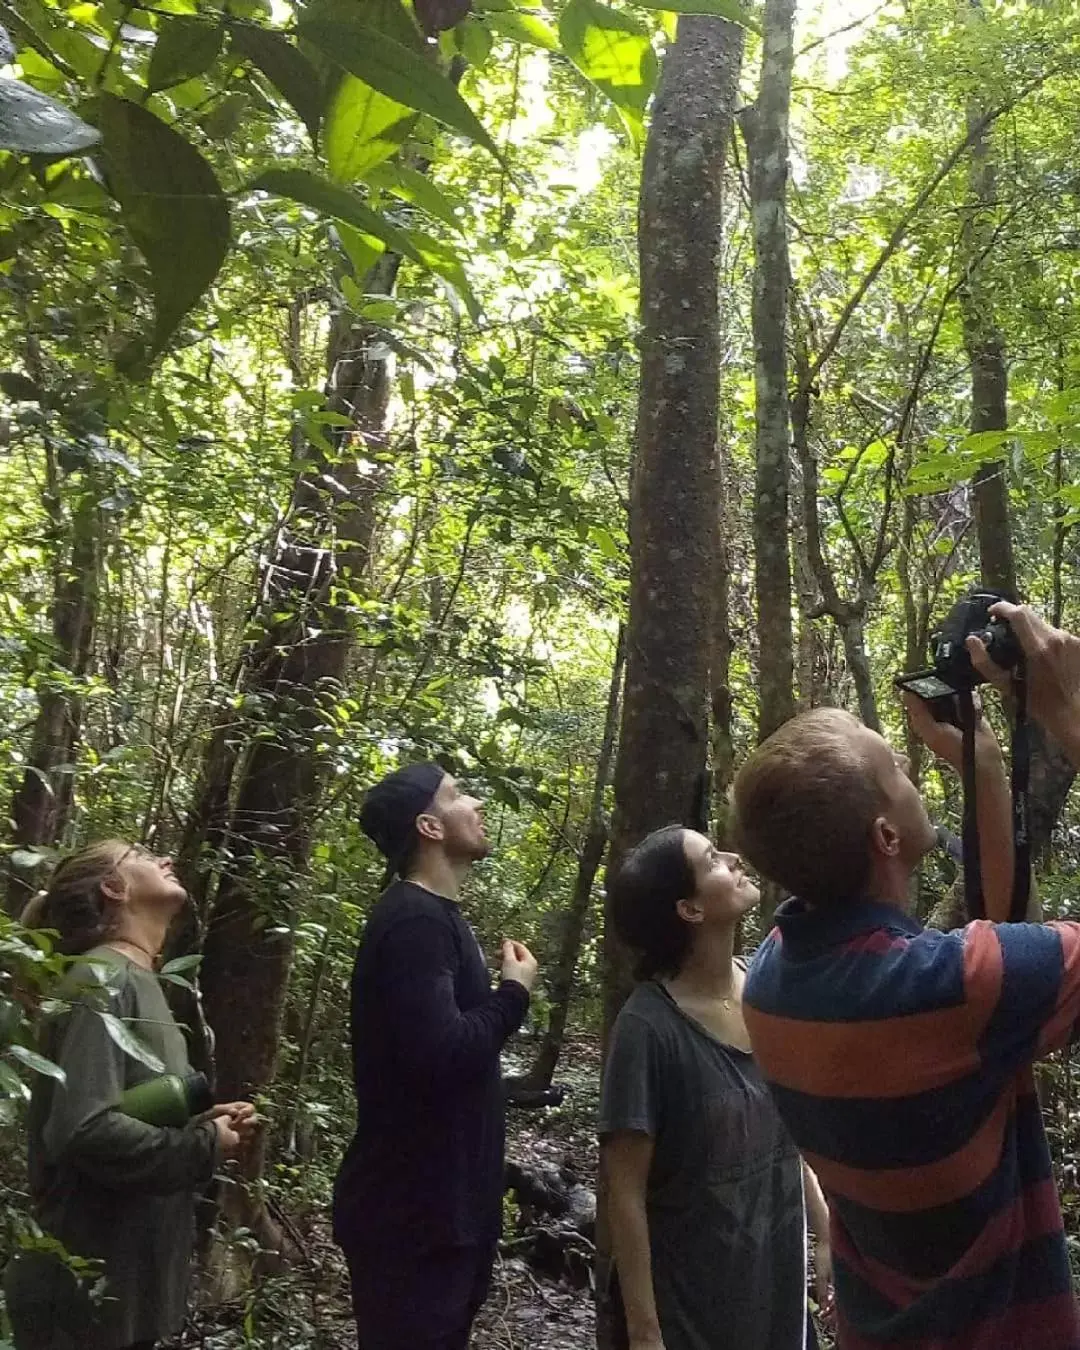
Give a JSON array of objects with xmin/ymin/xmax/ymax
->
[
  {"xmin": 4, "ymin": 948, "xmax": 218, "ymax": 1350},
  {"xmin": 599, "ymin": 979, "xmax": 807, "ymax": 1350}
]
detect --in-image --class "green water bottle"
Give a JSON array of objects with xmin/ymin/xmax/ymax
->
[{"xmin": 115, "ymin": 1072, "xmax": 214, "ymax": 1127}]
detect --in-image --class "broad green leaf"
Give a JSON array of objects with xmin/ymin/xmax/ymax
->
[
  {"xmin": 7, "ymin": 1044, "xmax": 65, "ymax": 1083},
  {"xmin": 337, "ymin": 223, "xmax": 387, "ymax": 279},
  {"xmin": 298, "ymin": 17, "xmax": 500, "ymax": 159},
  {"xmin": 558, "ymin": 0, "xmax": 657, "ymax": 145},
  {"xmin": 147, "ymin": 17, "xmax": 223, "ymax": 92},
  {"xmin": 325, "ymin": 75, "xmax": 415, "ymax": 182},
  {"xmin": 256, "ymin": 169, "xmax": 477, "ymax": 315},
  {"xmin": 99, "ymin": 1012, "xmax": 166, "ymax": 1073},
  {"xmin": 407, "ymin": 226, "xmax": 481, "ymax": 318},
  {"xmin": 962, "ymin": 429, "xmax": 1010, "ymax": 458},
  {"xmin": 96, "ymin": 95, "xmax": 230, "ymax": 356},
  {"xmin": 486, "ymin": 9, "xmax": 559, "ymax": 49},
  {"xmin": 364, "ymin": 162, "xmax": 465, "ymax": 232},
  {"xmin": 630, "ymin": 0, "xmax": 757, "ymax": 25},
  {"xmin": 229, "ymin": 25, "xmax": 323, "ymax": 145},
  {"xmin": 455, "ymin": 17, "xmax": 493, "ymax": 66},
  {"xmin": 253, "ymin": 167, "xmax": 427, "ymax": 264},
  {"xmin": 160, "ymin": 953, "xmax": 203, "ymax": 976},
  {"xmin": 0, "ymin": 79, "xmax": 100, "ymax": 155}
]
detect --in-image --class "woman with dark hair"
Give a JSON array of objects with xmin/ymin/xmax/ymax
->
[
  {"xmin": 4, "ymin": 841, "xmax": 256, "ymax": 1350},
  {"xmin": 599, "ymin": 826, "xmax": 831, "ymax": 1350}
]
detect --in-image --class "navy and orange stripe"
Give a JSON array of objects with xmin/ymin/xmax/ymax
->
[{"xmin": 744, "ymin": 898, "xmax": 1080, "ymax": 1350}]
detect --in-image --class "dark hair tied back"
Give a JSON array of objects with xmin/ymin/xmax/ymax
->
[{"xmin": 608, "ymin": 825, "xmax": 696, "ymax": 982}]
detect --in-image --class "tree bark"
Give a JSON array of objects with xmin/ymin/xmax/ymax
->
[
  {"xmin": 7, "ymin": 475, "xmax": 103, "ymax": 913},
  {"xmin": 742, "ymin": 0, "xmax": 797, "ymax": 743},
  {"xmin": 604, "ymin": 15, "xmax": 744, "ymax": 1036},
  {"xmin": 524, "ymin": 624, "xmax": 625, "ymax": 1091},
  {"xmin": 195, "ymin": 256, "xmax": 401, "ymax": 1254},
  {"xmin": 598, "ymin": 18, "xmax": 744, "ymax": 1349},
  {"xmin": 958, "ymin": 78, "xmax": 1015, "ymax": 596}
]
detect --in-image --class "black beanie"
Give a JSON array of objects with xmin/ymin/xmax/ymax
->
[{"xmin": 359, "ymin": 761, "xmax": 446, "ymax": 879}]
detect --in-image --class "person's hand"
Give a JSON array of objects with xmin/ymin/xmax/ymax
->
[
  {"xmin": 968, "ymin": 602, "xmax": 1080, "ymax": 762},
  {"xmin": 209, "ymin": 1100, "xmax": 260, "ymax": 1143},
  {"xmin": 628, "ymin": 1336, "xmax": 667, "ymax": 1350},
  {"xmin": 501, "ymin": 939, "xmax": 538, "ymax": 993},
  {"xmin": 212, "ymin": 1113, "xmax": 244, "ymax": 1159},
  {"xmin": 814, "ymin": 1239, "xmax": 836, "ymax": 1332},
  {"xmin": 901, "ymin": 690, "xmax": 1003, "ymax": 774}
]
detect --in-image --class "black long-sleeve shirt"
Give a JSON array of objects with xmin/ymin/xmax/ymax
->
[{"xmin": 333, "ymin": 881, "xmax": 529, "ymax": 1251}]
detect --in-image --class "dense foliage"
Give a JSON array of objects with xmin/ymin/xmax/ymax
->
[{"xmin": 2, "ymin": 0, "xmax": 1080, "ymax": 1342}]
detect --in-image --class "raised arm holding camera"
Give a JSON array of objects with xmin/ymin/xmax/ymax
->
[{"xmin": 732, "ymin": 595, "xmax": 1080, "ymax": 1350}]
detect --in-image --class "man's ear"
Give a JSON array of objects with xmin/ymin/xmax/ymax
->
[
  {"xmin": 415, "ymin": 812, "xmax": 444, "ymax": 844},
  {"xmin": 869, "ymin": 815, "xmax": 901, "ymax": 860},
  {"xmin": 675, "ymin": 896, "xmax": 705, "ymax": 926}
]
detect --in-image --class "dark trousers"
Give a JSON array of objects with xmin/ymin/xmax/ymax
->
[{"xmin": 344, "ymin": 1242, "xmax": 496, "ymax": 1350}]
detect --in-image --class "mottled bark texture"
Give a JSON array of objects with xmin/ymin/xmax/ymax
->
[
  {"xmin": 742, "ymin": 0, "xmax": 797, "ymax": 743},
  {"xmin": 604, "ymin": 16, "xmax": 745, "ymax": 1037}
]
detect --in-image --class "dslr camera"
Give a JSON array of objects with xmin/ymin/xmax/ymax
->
[{"xmin": 895, "ymin": 589, "xmax": 1021, "ymax": 720}]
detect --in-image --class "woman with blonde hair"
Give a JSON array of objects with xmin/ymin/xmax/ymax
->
[{"xmin": 4, "ymin": 840, "xmax": 255, "ymax": 1350}]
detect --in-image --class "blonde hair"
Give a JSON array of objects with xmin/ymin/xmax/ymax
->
[
  {"xmin": 22, "ymin": 840, "xmax": 131, "ymax": 955},
  {"xmin": 733, "ymin": 708, "xmax": 887, "ymax": 905}
]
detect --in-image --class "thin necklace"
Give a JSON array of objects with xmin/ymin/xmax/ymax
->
[{"xmin": 106, "ymin": 938, "xmax": 159, "ymax": 967}]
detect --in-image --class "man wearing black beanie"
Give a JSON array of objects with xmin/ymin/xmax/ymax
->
[{"xmin": 333, "ymin": 762, "xmax": 538, "ymax": 1350}]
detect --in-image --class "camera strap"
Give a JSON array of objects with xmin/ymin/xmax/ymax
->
[{"xmin": 958, "ymin": 660, "xmax": 1031, "ymax": 923}]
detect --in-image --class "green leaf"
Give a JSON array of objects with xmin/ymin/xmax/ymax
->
[
  {"xmin": 96, "ymin": 95, "xmax": 230, "ymax": 356},
  {"xmin": 298, "ymin": 17, "xmax": 501, "ymax": 159},
  {"xmin": 337, "ymin": 223, "xmax": 387, "ymax": 279},
  {"xmin": 253, "ymin": 167, "xmax": 426, "ymax": 264},
  {"xmin": 962, "ymin": 429, "xmax": 1010, "ymax": 458},
  {"xmin": 147, "ymin": 18, "xmax": 224, "ymax": 92},
  {"xmin": 486, "ymin": 9, "xmax": 559, "ymax": 49},
  {"xmin": 99, "ymin": 1012, "xmax": 166, "ymax": 1073},
  {"xmin": 407, "ymin": 227, "xmax": 481, "ymax": 319},
  {"xmin": 0, "ymin": 79, "xmax": 100, "ymax": 155},
  {"xmin": 364, "ymin": 162, "xmax": 465, "ymax": 232},
  {"xmin": 629, "ymin": 0, "xmax": 758, "ymax": 25},
  {"xmin": 160, "ymin": 954, "xmax": 203, "ymax": 976},
  {"xmin": 558, "ymin": 0, "xmax": 658, "ymax": 144},
  {"xmin": 229, "ymin": 25, "xmax": 323, "ymax": 145},
  {"xmin": 7, "ymin": 1044, "xmax": 65, "ymax": 1083},
  {"xmin": 325, "ymin": 75, "xmax": 415, "ymax": 182},
  {"xmin": 455, "ymin": 16, "xmax": 493, "ymax": 66}
]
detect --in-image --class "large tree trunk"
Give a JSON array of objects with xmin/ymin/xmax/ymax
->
[
  {"xmin": 742, "ymin": 0, "xmax": 796, "ymax": 744},
  {"xmin": 524, "ymin": 624, "xmax": 625, "ymax": 1091},
  {"xmin": 598, "ymin": 18, "xmax": 744, "ymax": 1349},
  {"xmin": 7, "ymin": 474, "xmax": 102, "ymax": 912},
  {"xmin": 195, "ymin": 256, "xmax": 401, "ymax": 1257},
  {"xmin": 604, "ymin": 14, "xmax": 744, "ymax": 1035}
]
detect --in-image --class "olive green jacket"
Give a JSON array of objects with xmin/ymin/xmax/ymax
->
[{"xmin": 5, "ymin": 949, "xmax": 218, "ymax": 1350}]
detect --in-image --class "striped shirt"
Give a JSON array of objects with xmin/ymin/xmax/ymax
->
[{"xmin": 744, "ymin": 897, "xmax": 1080, "ymax": 1350}]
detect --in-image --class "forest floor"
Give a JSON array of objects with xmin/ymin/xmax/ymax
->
[{"xmin": 174, "ymin": 1033, "xmax": 603, "ymax": 1350}]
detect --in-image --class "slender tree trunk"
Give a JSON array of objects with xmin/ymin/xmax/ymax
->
[
  {"xmin": 524, "ymin": 624, "xmax": 625, "ymax": 1090},
  {"xmin": 958, "ymin": 83, "xmax": 1015, "ymax": 595},
  {"xmin": 742, "ymin": 0, "xmax": 796, "ymax": 744},
  {"xmin": 598, "ymin": 19, "xmax": 744, "ymax": 1349},
  {"xmin": 7, "ymin": 476, "xmax": 103, "ymax": 912},
  {"xmin": 195, "ymin": 256, "xmax": 401, "ymax": 1255},
  {"xmin": 791, "ymin": 377, "xmax": 881, "ymax": 732}
]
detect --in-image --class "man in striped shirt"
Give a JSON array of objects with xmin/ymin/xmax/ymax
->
[{"xmin": 734, "ymin": 601, "xmax": 1080, "ymax": 1349}]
